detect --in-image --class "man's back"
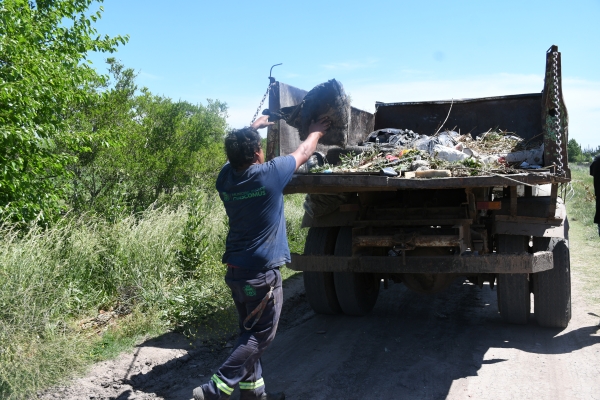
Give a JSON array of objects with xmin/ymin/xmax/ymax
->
[{"xmin": 216, "ymin": 155, "xmax": 296, "ymax": 270}]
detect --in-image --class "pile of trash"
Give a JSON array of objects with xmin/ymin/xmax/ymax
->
[{"xmin": 309, "ymin": 128, "xmax": 545, "ymax": 177}]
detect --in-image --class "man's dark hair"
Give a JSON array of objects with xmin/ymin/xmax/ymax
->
[{"xmin": 225, "ymin": 127, "xmax": 262, "ymax": 169}]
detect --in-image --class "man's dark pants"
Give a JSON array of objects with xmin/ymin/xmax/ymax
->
[
  {"xmin": 201, "ymin": 267, "xmax": 283, "ymax": 400},
  {"xmin": 592, "ymin": 157, "xmax": 600, "ymax": 236}
]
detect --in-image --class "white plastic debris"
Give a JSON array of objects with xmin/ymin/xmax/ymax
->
[
  {"xmin": 462, "ymin": 147, "xmax": 479, "ymax": 158},
  {"xmin": 505, "ymin": 144, "xmax": 544, "ymax": 165},
  {"xmin": 505, "ymin": 135, "xmax": 522, "ymax": 141},
  {"xmin": 436, "ymin": 133, "xmax": 456, "ymax": 148},
  {"xmin": 432, "ymin": 144, "xmax": 469, "ymax": 162},
  {"xmin": 520, "ymin": 161, "xmax": 541, "ymax": 169},
  {"xmin": 480, "ymin": 155, "xmax": 500, "ymax": 165},
  {"xmin": 413, "ymin": 136, "xmax": 436, "ymax": 151}
]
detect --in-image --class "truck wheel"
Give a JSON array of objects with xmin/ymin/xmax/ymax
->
[
  {"xmin": 303, "ymin": 227, "xmax": 342, "ymax": 315},
  {"xmin": 532, "ymin": 237, "xmax": 571, "ymax": 328},
  {"xmin": 496, "ymin": 235, "xmax": 530, "ymax": 324},
  {"xmin": 333, "ymin": 227, "xmax": 380, "ymax": 316}
]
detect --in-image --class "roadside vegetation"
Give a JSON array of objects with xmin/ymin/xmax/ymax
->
[
  {"xmin": 567, "ymin": 164, "xmax": 597, "ymax": 234},
  {"xmin": 0, "ymin": 1, "xmax": 307, "ymax": 398},
  {"xmin": 566, "ymin": 165, "xmax": 600, "ymax": 307},
  {"xmin": 567, "ymin": 138, "xmax": 599, "ymax": 164},
  {"xmin": 0, "ymin": 191, "xmax": 306, "ymax": 399}
]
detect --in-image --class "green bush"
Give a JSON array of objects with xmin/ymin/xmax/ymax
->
[
  {"xmin": 67, "ymin": 59, "xmax": 228, "ymax": 218},
  {"xmin": 0, "ymin": 0, "xmax": 127, "ymax": 223}
]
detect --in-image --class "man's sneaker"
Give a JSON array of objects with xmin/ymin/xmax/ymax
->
[
  {"xmin": 192, "ymin": 386, "xmax": 205, "ymax": 400},
  {"xmin": 259, "ymin": 392, "xmax": 285, "ymax": 400}
]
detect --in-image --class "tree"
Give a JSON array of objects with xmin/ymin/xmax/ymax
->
[
  {"xmin": 66, "ymin": 58, "xmax": 139, "ymax": 213},
  {"xmin": 66, "ymin": 59, "xmax": 228, "ymax": 216},
  {"xmin": 102, "ymin": 91, "xmax": 228, "ymax": 214},
  {"xmin": 0, "ymin": 0, "xmax": 127, "ymax": 223},
  {"xmin": 567, "ymin": 138, "xmax": 582, "ymax": 162}
]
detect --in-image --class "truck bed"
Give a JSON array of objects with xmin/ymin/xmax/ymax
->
[
  {"xmin": 284, "ymin": 171, "xmax": 569, "ymax": 194},
  {"xmin": 269, "ymin": 46, "xmax": 570, "ymax": 187}
]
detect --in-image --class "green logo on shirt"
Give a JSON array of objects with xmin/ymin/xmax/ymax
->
[
  {"xmin": 243, "ymin": 284, "xmax": 257, "ymax": 297},
  {"xmin": 222, "ymin": 186, "xmax": 266, "ymax": 202}
]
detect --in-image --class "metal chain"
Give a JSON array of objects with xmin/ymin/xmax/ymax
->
[
  {"xmin": 250, "ymin": 81, "xmax": 275, "ymax": 125},
  {"xmin": 550, "ymin": 51, "xmax": 565, "ymax": 176}
]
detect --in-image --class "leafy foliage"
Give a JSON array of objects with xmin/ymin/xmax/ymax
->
[
  {"xmin": 0, "ymin": 2, "xmax": 298, "ymax": 399},
  {"xmin": 67, "ymin": 59, "xmax": 228, "ymax": 217},
  {"xmin": 0, "ymin": 0, "xmax": 127, "ymax": 223},
  {"xmin": 122, "ymin": 90, "xmax": 227, "ymax": 212},
  {"xmin": 568, "ymin": 138, "xmax": 598, "ymax": 163},
  {"xmin": 568, "ymin": 138, "xmax": 582, "ymax": 162}
]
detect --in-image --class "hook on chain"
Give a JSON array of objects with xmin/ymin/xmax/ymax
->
[{"xmin": 250, "ymin": 63, "xmax": 282, "ymax": 125}]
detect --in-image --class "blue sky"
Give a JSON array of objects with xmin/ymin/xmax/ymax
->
[{"xmin": 89, "ymin": 0, "xmax": 600, "ymax": 148}]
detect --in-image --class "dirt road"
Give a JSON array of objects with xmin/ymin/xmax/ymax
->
[
  {"xmin": 41, "ymin": 234, "xmax": 600, "ymax": 400},
  {"xmin": 263, "ymin": 278, "xmax": 600, "ymax": 400}
]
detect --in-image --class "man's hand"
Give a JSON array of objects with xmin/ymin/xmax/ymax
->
[
  {"xmin": 290, "ymin": 116, "xmax": 331, "ymax": 171},
  {"xmin": 308, "ymin": 116, "xmax": 331, "ymax": 137},
  {"xmin": 251, "ymin": 115, "xmax": 274, "ymax": 130}
]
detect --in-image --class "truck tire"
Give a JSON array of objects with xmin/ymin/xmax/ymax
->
[
  {"xmin": 532, "ymin": 237, "xmax": 571, "ymax": 328},
  {"xmin": 333, "ymin": 227, "xmax": 380, "ymax": 316},
  {"xmin": 496, "ymin": 235, "xmax": 530, "ymax": 324},
  {"xmin": 303, "ymin": 227, "xmax": 342, "ymax": 315}
]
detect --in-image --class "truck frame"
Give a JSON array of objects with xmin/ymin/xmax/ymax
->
[{"xmin": 267, "ymin": 45, "xmax": 572, "ymax": 328}]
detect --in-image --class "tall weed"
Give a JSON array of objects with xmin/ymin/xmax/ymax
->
[
  {"xmin": 0, "ymin": 207, "xmax": 188, "ymax": 398},
  {"xmin": 567, "ymin": 165, "xmax": 597, "ymax": 239},
  {"xmin": 0, "ymin": 189, "xmax": 307, "ymax": 399},
  {"xmin": 285, "ymin": 194, "xmax": 308, "ymax": 255}
]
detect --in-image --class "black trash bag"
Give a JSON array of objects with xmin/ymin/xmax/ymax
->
[
  {"xmin": 363, "ymin": 128, "xmax": 420, "ymax": 146},
  {"xmin": 275, "ymin": 79, "xmax": 350, "ymax": 147}
]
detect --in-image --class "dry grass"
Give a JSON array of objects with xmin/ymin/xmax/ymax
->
[
  {"xmin": 565, "ymin": 164, "xmax": 599, "ymax": 308},
  {"xmin": 0, "ymin": 191, "xmax": 308, "ymax": 399}
]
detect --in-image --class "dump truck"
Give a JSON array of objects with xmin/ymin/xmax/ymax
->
[{"xmin": 266, "ymin": 45, "xmax": 572, "ymax": 328}]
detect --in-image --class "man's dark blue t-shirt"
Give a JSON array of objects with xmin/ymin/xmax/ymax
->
[{"xmin": 216, "ymin": 155, "xmax": 297, "ymax": 270}]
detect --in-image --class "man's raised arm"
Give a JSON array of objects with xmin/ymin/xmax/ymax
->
[{"xmin": 290, "ymin": 117, "xmax": 330, "ymax": 171}]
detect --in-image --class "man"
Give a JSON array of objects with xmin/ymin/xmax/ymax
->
[
  {"xmin": 193, "ymin": 115, "xmax": 330, "ymax": 400},
  {"xmin": 591, "ymin": 153, "xmax": 600, "ymax": 237}
]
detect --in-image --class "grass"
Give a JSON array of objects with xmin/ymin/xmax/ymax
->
[
  {"xmin": 565, "ymin": 164, "xmax": 600, "ymax": 308},
  {"xmin": 566, "ymin": 164, "xmax": 597, "ymax": 232},
  {"xmin": 0, "ymin": 189, "xmax": 307, "ymax": 399}
]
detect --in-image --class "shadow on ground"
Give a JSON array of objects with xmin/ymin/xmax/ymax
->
[{"xmin": 121, "ymin": 278, "xmax": 600, "ymax": 400}]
